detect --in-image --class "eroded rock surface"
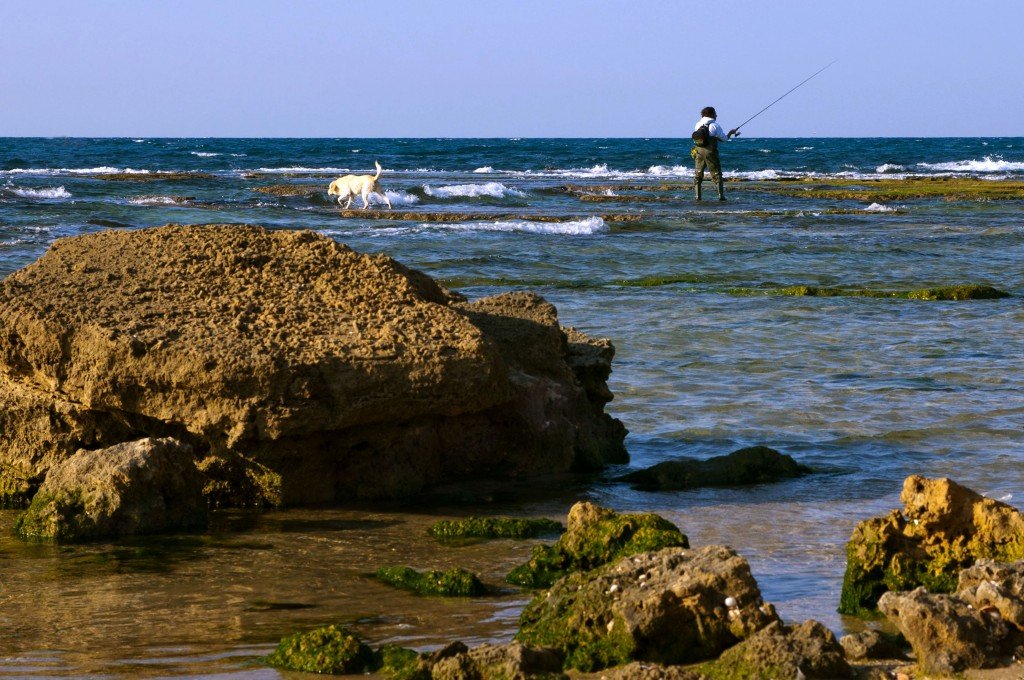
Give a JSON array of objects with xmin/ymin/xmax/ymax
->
[
  {"xmin": 515, "ymin": 545, "xmax": 779, "ymax": 671},
  {"xmin": 0, "ymin": 225, "xmax": 626, "ymax": 506},
  {"xmin": 703, "ymin": 620, "xmax": 851, "ymax": 679},
  {"xmin": 15, "ymin": 437, "xmax": 206, "ymax": 541},
  {"xmin": 839, "ymin": 475, "xmax": 1024, "ymax": 615},
  {"xmin": 878, "ymin": 587, "xmax": 1009, "ymax": 675}
]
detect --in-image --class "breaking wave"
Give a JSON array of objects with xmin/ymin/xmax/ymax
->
[
  {"xmin": 916, "ymin": 156, "xmax": 1024, "ymax": 173},
  {"xmin": 7, "ymin": 186, "xmax": 72, "ymax": 199},
  {"xmin": 472, "ymin": 166, "xmax": 495, "ymax": 173},
  {"xmin": 865, "ymin": 203, "xmax": 898, "ymax": 213},
  {"xmin": 424, "ymin": 182, "xmax": 525, "ymax": 199},
  {"xmin": 0, "ymin": 166, "xmax": 150, "ymax": 176},
  {"xmin": 191, "ymin": 152, "xmax": 220, "ymax": 158},
  {"xmin": 128, "ymin": 195, "xmax": 189, "ymax": 206},
  {"xmin": 429, "ymin": 216, "xmax": 606, "ymax": 235},
  {"xmin": 875, "ymin": 164, "xmax": 905, "ymax": 173}
]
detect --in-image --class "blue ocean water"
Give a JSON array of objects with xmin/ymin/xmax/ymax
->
[{"xmin": 0, "ymin": 137, "xmax": 1022, "ymax": 676}]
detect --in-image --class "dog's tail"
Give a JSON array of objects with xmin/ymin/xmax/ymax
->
[{"xmin": 373, "ymin": 160, "xmax": 382, "ymax": 180}]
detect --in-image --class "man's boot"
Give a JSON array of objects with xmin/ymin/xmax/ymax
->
[
  {"xmin": 717, "ymin": 178, "xmax": 726, "ymax": 201},
  {"xmin": 695, "ymin": 181, "xmax": 703, "ymax": 201}
]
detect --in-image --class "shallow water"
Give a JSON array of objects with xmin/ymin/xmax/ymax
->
[{"xmin": 0, "ymin": 137, "xmax": 1022, "ymax": 676}]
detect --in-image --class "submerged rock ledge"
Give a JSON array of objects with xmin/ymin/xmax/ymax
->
[{"xmin": 0, "ymin": 224, "xmax": 627, "ymax": 516}]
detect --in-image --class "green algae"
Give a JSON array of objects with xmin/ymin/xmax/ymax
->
[
  {"xmin": 428, "ymin": 516, "xmax": 564, "ymax": 543},
  {"xmin": 505, "ymin": 507, "xmax": 688, "ymax": 589},
  {"xmin": 374, "ymin": 566, "xmax": 486, "ymax": 597},
  {"xmin": 376, "ymin": 644, "xmax": 430, "ymax": 680},
  {"xmin": 515, "ymin": 570, "xmax": 638, "ymax": 671},
  {"xmin": 264, "ymin": 624, "xmax": 376, "ymax": 674},
  {"xmin": 728, "ymin": 284, "xmax": 1010, "ymax": 300},
  {"xmin": 14, "ymin": 490, "xmax": 89, "ymax": 542}
]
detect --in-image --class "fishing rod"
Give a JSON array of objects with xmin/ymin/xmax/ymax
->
[{"xmin": 732, "ymin": 59, "xmax": 838, "ymax": 134}]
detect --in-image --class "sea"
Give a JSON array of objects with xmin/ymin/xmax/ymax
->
[{"xmin": 0, "ymin": 137, "xmax": 1022, "ymax": 677}]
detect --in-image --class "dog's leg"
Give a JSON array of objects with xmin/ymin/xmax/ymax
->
[
  {"xmin": 382, "ymin": 191, "xmax": 392, "ymax": 210},
  {"xmin": 344, "ymin": 196, "xmax": 352, "ymax": 209},
  {"xmin": 362, "ymin": 190, "xmax": 371, "ymax": 210}
]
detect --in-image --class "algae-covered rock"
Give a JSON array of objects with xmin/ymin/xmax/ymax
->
[
  {"xmin": 878, "ymin": 587, "xmax": 1009, "ymax": 675},
  {"xmin": 516, "ymin": 545, "xmax": 779, "ymax": 672},
  {"xmin": 621, "ymin": 446, "xmax": 811, "ymax": 491},
  {"xmin": 505, "ymin": 502, "xmax": 688, "ymax": 589},
  {"xmin": 430, "ymin": 642, "xmax": 566, "ymax": 680},
  {"xmin": 265, "ymin": 624, "xmax": 376, "ymax": 674},
  {"xmin": 698, "ymin": 620, "xmax": 851, "ymax": 679},
  {"xmin": 374, "ymin": 566, "xmax": 486, "ymax": 597},
  {"xmin": 429, "ymin": 516, "xmax": 564, "ymax": 543},
  {"xmin": 15, "ymin": 437, "xmax": 206, "ymax": 542},
  {"xmin": 839, "ymin": 475, "xmax": 1024, "ymax": 616},
  {"xmin": 376, "ymin": 644, "xmax": 430, "ymax": 680}
]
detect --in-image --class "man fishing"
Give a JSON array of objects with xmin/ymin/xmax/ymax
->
[{"xmin": 691, "ymin": 107, "xmax": 739, "ymax": 201}]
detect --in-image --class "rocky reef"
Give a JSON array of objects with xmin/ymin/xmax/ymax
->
[
  {"xmin": 839, "ymin": 475, "xmax": 1024, "ymax": 616},
  {"xmin": 0, "ymin": 224, "xmax": 627, "ymax": 518},
  {"xmin": 620, "ymin": 445, "xmax": 811, "ymax": 491}
]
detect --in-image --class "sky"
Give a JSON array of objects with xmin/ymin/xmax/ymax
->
[{"xmin": 2, "ymin": 0, "xmax": 1022, "ymax": 138}]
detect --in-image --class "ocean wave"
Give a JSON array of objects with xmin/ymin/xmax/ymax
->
[
  {"xmin": 254, "ymin": 166, "xmax": 351, "ymax": 174},
  {"xmin": 191, "ymin": 152, "xmax": 220, "ymax": 158},
  {"xmin": 382, "ymin": 190, "xmax": 419, "ymax": 206},
  {"xmin": 865, "ymin": 202, "xmax": 898, "ymax": 213},
  {"xmin": 423, "ymin": 182, "xmax": 525, "ymax": 199},
  {"xmin": 427, "ymin": 216, "xmax": 606, "ymax": 235},
  {"xmin": 0, "ymin": 166, "xmax": 151, "ymax": 176},
  {"xmin": 473, "ymin": 166, "xmax": 495, "ymax": 173},
  {"xmin": 129, "ymin": 195, "xmax": 189, "ymax": 206},
  {"xmin": 8, "ymin": 186, "xmax": 72, "ymax": 199},
  {"xmin": 875, "ymin": 163, "xmax": 905, "ymax": 173},
  {"xmin": 648, "ymin": 165, "xmax": 693, "ymax": 177},
  {"xmin": 916, "ymin": 156, "xmax": 1024, "ymax": 173}
]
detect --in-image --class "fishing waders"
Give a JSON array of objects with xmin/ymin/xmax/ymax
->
[{"xmin": 691, "ymin": 145, "xmax": 725, "ymax": 201}]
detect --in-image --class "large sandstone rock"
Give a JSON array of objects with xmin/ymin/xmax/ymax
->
[
  {"xmin": 515, "ymin": 545, "xmax": 780, "ymax": 671},
  {"xmin": 839, "ymin": 475, "xmax": 1024, "ymax": 615},
  {"xmin": 429, "ymin": 642, "xmax": 566, "ymax": 680},
  {"xmin": 15, "ymin": 437, "xmax": 206, "ymax": 541},
  {"xmin": 0, "ymin": 225, "xmax": 626, "ymax": 505}
]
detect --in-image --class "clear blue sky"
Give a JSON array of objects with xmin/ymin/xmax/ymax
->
[{"xmin": 3, "ymin": 0, "xmax": 1021, "ymax": 137}]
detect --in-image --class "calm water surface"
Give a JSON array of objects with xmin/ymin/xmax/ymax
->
[{"xmin": 1, "ymin": 137, "xmax": 1022, "ymax": 676}]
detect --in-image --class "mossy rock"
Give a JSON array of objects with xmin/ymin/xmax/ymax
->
[
  {"xmin": 265, "ymin": 624, "xmax": 376, "ymax": 674},
  {"xmin": 505, "ymin": 502, "xmax": 688, "ymax": 589},
  {"xmin": 428, "ymin": 516, "xmax": 564, "ymax": 543},
  {"xmin": 376, "ymin": 644, "xmax": 431, "ymax": 680},
  {"xmin": 839, "ymin": 475, "xmax": 1024, "ymax": 617},
  {"xmin": 374, "ymin": 566, "xmax": 486, "ymax": 597},
  {"xmin": 621, "ymin": 445, "xmax": 811, "ymax": 491}
]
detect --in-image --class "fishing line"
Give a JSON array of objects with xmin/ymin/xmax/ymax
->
[{"xmin": 733, "ymin": 59, "xmax": 838, "ymax": 133}]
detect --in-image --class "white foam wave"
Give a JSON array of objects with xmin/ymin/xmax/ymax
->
[
  {"xmin": 875, "ymin": 163, "xmax": 905, "ymax": 173},
  {"xmin": 423, "ymin": 182, "xmax": 525, "ymax": 199},
  {"xmin": 916, "ymin": 156, "xmax": 1024, "ymax": 173},
  {"xmin": 735, "ymin": 169, "xmax": 780, "ymax": 180},
  {"xmin": 473, "ymin": 166, "xmax": 495, "ymax": 173},
  {"xmin": 191, "ymin": 151, "xmax": 220, "ymax": 158},
  {"xmin": 129, "ymin": 195, "xmax": 188, "ymax": 206},
  {"xmin": 864, "ymin": 202, "xmax": 898, "ymax": 213},
  {"xmin": 648, "ymin": 165, "xmax": 693, "ymax": 177},
  {"xmin": 795, "ymin": 146, "xmax": 814, "ymax": 151},
  {"xmin": 255, "ymin": 166, "xmax": 351, "ymax": 174},
  {"xmin": 10, "ymin": 186, "xmax": 72, "ymax": 199},
  {"xmin": 1, "ymin": 166, "xmax": 151, "ymax": 176},
  {"xmin": 427, "ymin": 216, "xmax": 606, "ymax": 236},
  {"xmin": 381, "ymin": 190, "xmax": 419, "ymax": 206}
]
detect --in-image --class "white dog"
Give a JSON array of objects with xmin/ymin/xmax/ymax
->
[{"xmin": 327, "ymin": 160, "xmax": 392, "ymax": 210}]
